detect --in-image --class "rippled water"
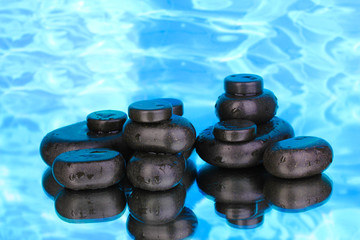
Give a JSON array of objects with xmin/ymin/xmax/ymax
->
[{"xmin": 1, "ymin": 0, "xmax": 360, "ymax": 239}]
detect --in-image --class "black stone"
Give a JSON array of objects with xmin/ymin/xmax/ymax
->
[
  {"xmin": 128, "ymin": 184, "xmax": 186, "ymax": 225},
  {"xmin": 128, "ymin": 99, "xmax": 173, "ymax": 123},
  {"xmin": 224, "ymin": 73, "xmax": 263, "ymax": 97},
  {"xmin": 196, "ymin": 164, "xmax": 266, "ymax": 203},
  {"xmin": 213, "ymin": 119, "xmax": 257, "ymax": 142},
  {"xmin": 127, "ymin": 207, "xmax": 197, "ymax": 240},
  {"xmin": 154, "ymin": 98, "xmax": 184, "ymax": 116},
  {"xmin": 264, "ymin": 174, "xmax": 332, "ymax": 212},
  {"xmin": 86, "ymin": 110, "xmax": 127, "ymax": 133},
  {"xmin": 126, "ymin": 152, "xmax": 185, "ymax": 191},
  {"xmin": 55, "ymin": 186, "xmax": 126, "ymax": 223},
  {"xmin": 53, "ymin": 148, "xmax": 126, "ymax": 190},
  {"xmin": 40, "ymin": 121, "xmax": 133, "ymax": 167},
  {"xmin": 196, "ymin": 117, "xmax": 294, "ymax": 168},
  {"xmin": 263, "ymin": 136, "xmax": 333, "ymax": 179},
  {"xmin": 215, "ymin": 89, "xmax": 278, "ymax": 124},
  {"xmin": 123, "ymin": 115, "xmax": 196, "ymax": 154},
  {"xmin": 42, "ymin": 168, "xmax": 63, "ymax": 200}
]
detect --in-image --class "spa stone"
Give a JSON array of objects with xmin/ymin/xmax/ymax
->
[
  {"xmin": 196, "ymin": 117, "xmax": 294, "ymax": 168},
  {"xmin": 224, "ymin": 73, "xmax": 263, "ymax": 97},
  {"xmin": 263, "ymin": 136, "xmax": 333, "ymax": 179},
  {"xmin": 53, "ymin": 148, "xmax": 125, "ymax": 190},
  {"xmin": 154, "ymin": 98, "xmax": 184, "ymax": 116},
  {"xmin": 215, "ymin": 89, "xmax": 278, "ymax": 124},
  {"xmin": 123, "ymin": 115, "xmax": 196, "ymax": 154},
  {"xmin": 40, "ymin": 121, "xmax": 133, "ymax": 167},
  {"xmin": 126, "ymin": 152, "xmax": 185, "ymax": 191},
  {"xmin": 127, "ymin": 207, "xmax": 197, "ymax": 240},
  {"xmin": 213, "ymin": 119, "xmax": 257, "ymax": 142},
  {"xmin": 128, "ymin": 184, "xmax": 186, "ymax": 225},
  {"xmin": 86, "ymin": 110, "xmax": 127, "ymax": 133},
  {"xmin": 128, "ymin": 100, "xmax": 173, "ymax": 123},
  {"xmin": 42, "ymin": 168, "xmax": 63, "ymax": 200}
]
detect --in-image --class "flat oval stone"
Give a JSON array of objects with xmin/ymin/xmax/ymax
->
[
  {"xmin": 196, "ymin": 117, "xmax": 294, "ymax": 168},
  {"xmin": 215, "ymin": 89, "xmax": 278, "ymax": 124},
  {"xmin": 264, "ymin": 174, "xmax": 332, "ymax": 212},
  {"xmin": 196, "ymin": 164, "xmax": 265, "ymax": 203},
  {"xmin": 213, "ymin": 119, "xmax": 257, "ymax": 142},
  {"xmin": 126, "ymin": 152, "xmax": 185, "ymax": 191},
  {"xmin": 42, "ymin": 168, "xmax": 63, "ymax": 200},
  {"xmin": 123, "ymin": 115, "xmax": 196, "ymax": 154},
  {"xmin": 53, "ymin": 148, "xmax": 126, "ymax": 190},
  {"xmin": 128, "ymin": 184, "xmax": 186, "ymax": 225},
  {"xmin": 40, "ymin": 121, "xmax": 133, "ymax": 167},
  {"xmin": 224, "ymin": 73, "xmax": 263, "ymax": 96},
  {"xmin": 180, "ymin": 158, "xmax": 197, "ymax": 190},
  {"xmin": 86, "ymin": 110, "xmax": 127, "ymax": 133},
  {"xmin": 263, "ymin": 136, "xmax": 333, "ymax": 179},
  {"xmin": 128, "ymin": 100, "xmax": 173, "ymax": 123},
  {"xmin": 55, "ymin": 186, "xmax": 126, "ymax": 223},
  {"xmin": 127, "ymin": 207, "xmax": 197, "ymax": 240},
  {"xmin": 154, "ymin": 98, "xmax": 184, "ymax": 116}
]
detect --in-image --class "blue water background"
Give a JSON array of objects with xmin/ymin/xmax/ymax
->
[{"xmin": 1, "ymin": 0, "xmax": 360, "ymax": 239}]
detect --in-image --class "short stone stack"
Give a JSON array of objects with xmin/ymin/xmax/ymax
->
[
  {"xmin": 196, "ymin": 73, "xmax": 333, "ymax": 178},
  {"xmin": 123, "ymin": 99, "xmax": 196, "ymax": 191}
]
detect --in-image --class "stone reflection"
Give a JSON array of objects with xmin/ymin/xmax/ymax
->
[
  {"xmin": 197, "ymin": 164, "xmax": 333, "ymax": 229},
  {"xmin": 55, "ymin": 186, "xmax": 126, "ymax": 223},
  {"xmin": 197, "ymin": 164, "xmax": 269, "ymax": 229},
  {"xmin": 42, "ymin": 168, "xmax": 127, "ymax": 223},
  {"xmin": 264, "ymin": 174, "xmax": 332, "ymax": 212}
]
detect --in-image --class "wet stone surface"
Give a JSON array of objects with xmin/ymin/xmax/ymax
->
[
  {"xmin": 128, "ymin": 99, "xmax": 173, "ymax": 123},
  {"xmin": 52, "ymin": 148, "xmax": 126, "ymax": 190},
  {"xmin": 224, "ymin": 73, "xmax": 264, "ymax": 97},
  {"xmin": 215, "ymin": 89, "xmax": 278, "ymax": 124},
  {"xmin": 263, "ymin": 136, "xmax": 333, "ymax": 179},
  {"xmin": 213, "ymin": 119, "xmax": 257, "ymax": 142},
  {"xmin": 86, "ymin": 110, "xmax": 127, "ymax": 133},
  {"xmin": 40, "ymin": 121, "xmax": 133, "ymax": 166},
  {"xmin": 154, "ymin": 98, "xmax": 184, "ymax": 116},
  {"xmin": 123, "ymin": 115, "xmax": 196, "ymax": 154},
  {"xmin": 196, "ymin": 117, "xmax": 294, "ymax": 168},
  {"xmin": 126, "ymin": 152, "xmax": 186, "ymax": 191}
]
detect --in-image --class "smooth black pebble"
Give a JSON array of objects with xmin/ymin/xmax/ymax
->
[
  {"xmin": 127, "ymin": 207, "xmax": 197, "ymax": 240},
  {"xmin": 224, "ymin": 73, "xmax": 263, "ymax": 97},
  {"xmin": 215, "ymin": 89, "xmax": 278, "ymax": 124},
  {"xmin": 213, "ymin": 119, "xmax": 257, "ymax": 142},
  {"xmin": 86, "ymin": 110, "xmax": 127, "ymax": 133},
  {"xmin": 126, "ymin": 152, "xmax": 185, "ymax": 191},
  {"xmin": 128, "ymin": 184, "xmax": 186, "ymax": 225},
  {"xmin": 154, "ymin": 98, "xmax": 184, "ymax": 116},
  {"xmin": 53, "ymin": 148, "xmax": 126, "ymax": 190},
  {"xmin": 263, "ymin": 136, "xmax": 333, "ymax": 179},
  {"xmin": 196, "ymin": 117, "xmax": 294, "ymax": 168},
  {"xmin": 264, "ymin": 174, "xmax": 332, "ymax": 212},
  {"xmin": 55, "ymin": 186, "xmax": 126, "ymax": 223},
  {"xmin": 123, "ymin": 115, "xmax": 196, "ymax": 154},
  {"xmin": 128, "ymin": 99, "xmax": 173, "ymax": 123},
  {"xmin": 40, "ymin": 121, "xmax": 133, "ymax": 167}
]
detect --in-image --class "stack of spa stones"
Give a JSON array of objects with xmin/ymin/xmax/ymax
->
[
  {"xmin": 196, "ymin": 73, "xmax": 333, "ymax": 177},
  {"xmin": 40, "ymin": 98, "xmax": 197, "ymax": 228},
  {"xmin": 195, "ymin": 73, "xmax": 333, "ymax": 227}
]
